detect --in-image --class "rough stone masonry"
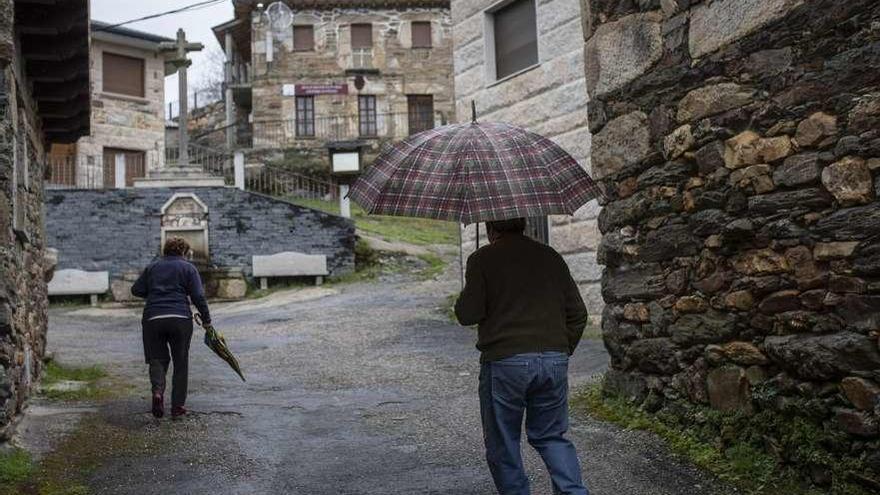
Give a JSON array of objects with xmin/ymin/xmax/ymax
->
[
  {"xmin": 0, "ymin": 1, "xmax": 56, "ymax": 439},
  {"xmin": 585, "ymin": 0, "xmax": 880, "ymax": 479}
]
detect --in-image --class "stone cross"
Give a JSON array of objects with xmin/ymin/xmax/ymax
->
[{"xmin": 159, "ymin": 29, "xmax": 203, "ymax": 168}]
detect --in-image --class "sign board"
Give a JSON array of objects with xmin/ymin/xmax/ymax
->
[
  {"xmin": 332, "ymin": 152, "xmax": 360, "ymax": 173},
  {"xmin": 295, "ymin": 83, "xmax": 349, "ymax": 96},
  {"xmin": 282, "ymin": 84, "xmax": 296, "ymax": 96}
]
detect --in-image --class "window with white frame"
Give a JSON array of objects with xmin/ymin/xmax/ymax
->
[
  {"xmin": 484, "ymin": 0, "xmax": 539, "ymax": 82},
  {"xmin": 351, "ymin": 23, "xmax": 373, "ymax": 69}
]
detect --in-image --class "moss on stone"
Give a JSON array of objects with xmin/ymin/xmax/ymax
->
[{"xmin": 573, "ymin": 380, "xmax": 874, "ymax": 495}]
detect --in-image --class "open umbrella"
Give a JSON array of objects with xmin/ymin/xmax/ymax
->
[
  {"xmin": 348, "ymin": 104, "xmax": 604, "ymax": 225},
  {"xmin": 195, "ymin": 314, "xmax": 245, "ymax": 382}
]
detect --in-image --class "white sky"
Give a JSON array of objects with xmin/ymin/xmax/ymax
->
[{"xmin": 91, "ymin": 0, "xmax": 234, "ymax": 106}]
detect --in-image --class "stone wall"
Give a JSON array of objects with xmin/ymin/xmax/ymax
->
[
  {"xmin": 74, "ymin": 38, "xmax": 168, "ymax": 179},
  {"xmin": 452, "ymin": 0, "xmax": 602, "ymax": 318},
  {"xmin": 45, "ymin": 187, "xmax": 355, "ymax": 300},
  {"xmin": 249, "ymin": 5, "xmax": 455, "ymax": 157},
  {"xmin": 0, "ymin": 0, "xmax": 53, "ymax": 440},
  {"xmin": 588, "ymin": 0, "xmax": 880, "ymax": 478}
]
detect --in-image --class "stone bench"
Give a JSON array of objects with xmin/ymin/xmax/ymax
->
[
  {"xmin": 252, "ymin": 252, "xmax": 329, "ymax": 289},
  {"xmin": 47, "ymin": 269, "xmax": 110, "ymax": 306}
]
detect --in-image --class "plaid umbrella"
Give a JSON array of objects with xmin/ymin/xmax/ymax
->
[
  {"xmin": 195, "ymin": 315, "xmax": 245, "ymax": 382},
  {"xmin": 348, "ymin": 118, "xmax": 603, "ymax": 224}
]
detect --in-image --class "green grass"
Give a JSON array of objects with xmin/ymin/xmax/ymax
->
[
  {"xmin": 41, "ymin": 361, "xmax": 108, "ymax": 401},
  {"xmin": 291, "ymin": 197, "xmax": 459, "ymax": 246},
  {"xmin": 572, "ymin": 381, "xmax": 872, "ymax": 495},
  {"xmin": 416, "ymin": 253, "xmax": 447, "ymax": 280},
  {"xmin": 0, "ymin": 448, "xmax": 36, "ymax": 491}
]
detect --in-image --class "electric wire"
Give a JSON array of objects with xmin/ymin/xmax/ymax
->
[{"xmin": 93, "ymin": 0, "xmax": 226, "ymax": 32}]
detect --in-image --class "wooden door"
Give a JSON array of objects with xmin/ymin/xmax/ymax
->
[{"xmin": 102, "ymin": 148, "xmax": 145, "ymax": 188}]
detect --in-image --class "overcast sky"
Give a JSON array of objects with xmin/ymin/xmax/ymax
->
[{"xmin": 91, "ymin": 0, "xmax": 234, "ymax": 108}]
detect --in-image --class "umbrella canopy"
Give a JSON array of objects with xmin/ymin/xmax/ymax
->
[
  {"xmin": 196, "ymin": 316, "xmax": 246, "ymax": 382},
  {"xmin": 348, "ymin": 121, "xmax": 603, "ymax": 224}
]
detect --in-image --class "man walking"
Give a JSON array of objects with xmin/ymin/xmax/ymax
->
[{"xmin": 455, "ymin": 218, "xmax": 589, "ymax": 495}]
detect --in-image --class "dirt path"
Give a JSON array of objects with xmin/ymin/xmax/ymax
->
[{"xmin": 20, "ymin": 263, "xmax": 730, "ymax": 495}]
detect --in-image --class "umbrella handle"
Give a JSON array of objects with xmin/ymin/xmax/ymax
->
[{"xmin": 193, "ymin": 313, "xmax": 204, "ymax": 327}]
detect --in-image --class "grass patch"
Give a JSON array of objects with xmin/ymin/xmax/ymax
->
[
  {"xmin": 292, "ymin": 197, "xmax": 459, "ymax": 246},
  {"xmin": 582, "ymin": 323, "xmax": 602, "ymax": 340},
  {"xmin": 573, "ymin": 381, "xmax": 872, "ymax": 495},
  {"xmin": 1, "ymin": 414, "xmax": 178, "ymax": 495},
  {"xmin": 0, "ymin": 448, "xmax": 36, "ymax": 491},
  {"xmin": 40, "ymin": 361, "xmax": 113, "ymax": 402},
  {"xmin": 416, "ymin": 253, "xmax": 446, "ymax": 280}
]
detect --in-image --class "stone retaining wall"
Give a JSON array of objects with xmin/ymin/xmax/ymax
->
[
  {"xmin": 0, "ymin": 0, "xmax": 53, "ymax": 440},
  {"xmin": 587, "ymin": 0, "xmax": 880, "ymax": 479},
  {"xmin": 45, "ymin": 188, "xmax": 355, "ymax": 299}
]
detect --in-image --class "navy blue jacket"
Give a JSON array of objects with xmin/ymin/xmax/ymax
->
[{"xmin": 131, "ymin": 256, "xmax": 211, "ymax": 323}]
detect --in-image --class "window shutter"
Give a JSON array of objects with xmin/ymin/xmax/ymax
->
[
  {"xmin": 351, "ymin": 24, "xmax": 373, "ymax": 49},
  {"xmin": 293, "ymin": 25, "xmax": 315, "ymax": 51},
  {"xmin": 102, "ymin": 52, "xmax": 145, "ymax": 97},
  {"xmin": 407, "ymin": 95, "xmax": 434, "ymax": 135},
  {"xmin": 411, "ymin": 22, "xmax": 432, "ymax": 48},
  {"xmin": 493, "ymin": 0, "xmax": 538, "ymax": 80}
]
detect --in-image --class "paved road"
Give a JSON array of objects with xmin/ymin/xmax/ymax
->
[{"xmin": 39, "ymin": 265, "xmax": 729, "ymax": 495}]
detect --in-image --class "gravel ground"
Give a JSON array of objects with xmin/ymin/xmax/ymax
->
[{"xmin": 31, "ymin": 261, "xmax": 731, "ymax": 495}]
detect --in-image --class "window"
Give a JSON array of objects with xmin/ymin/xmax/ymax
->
[
  {"xmin": 102, "ymin": 52, "xmax": 145, "ymax": 97},
  {"xmin": 407, "ymin": 95, "xmax": 434, "ymax": 135},
  {"xmin": 293, "ymin": 25, "xmax": 315, "ymax": 51},
  {"xmin": 102, "ymin": 148, "xmax": 145, "ymax": 188},
  {"xmin": 412, "ymin": 21, "xmax": 432, "ymax": 48},
  {"xmin": 351, "ymin": 23, "xmax": 373, "ymax": 68},
  {"xmin": 351, "ymin": 24, "xmax": 373, "ymax": 49},
  {"xmin": 489, "ymin": 0, "xmax": 538, "ymax": 81},
  {"xmin": 296, "ymin": 96, "xmax": 315, "ymax": 137},
  {"xmin": 358, "ymin": 95, "xmax": 377, "ymax": 137}
]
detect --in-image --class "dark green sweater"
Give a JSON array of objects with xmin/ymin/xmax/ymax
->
[{"xmin": 455, "ymin": 233, "xmax": 588, "ymax": 363}]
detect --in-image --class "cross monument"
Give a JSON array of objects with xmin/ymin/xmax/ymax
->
[
  {"xmin": 160, "ymin": 29, "xmax": 204, "ymax": 168},
  {"xmin": 134, "ymin": 29, "xmax": 224, "ymax": 188}
]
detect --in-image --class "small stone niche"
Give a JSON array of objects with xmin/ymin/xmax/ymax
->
[{"xmin": 160, "ymin": 192, "xmax": 209, "ymax": 262}]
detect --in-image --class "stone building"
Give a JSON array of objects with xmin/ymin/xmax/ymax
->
[
  {"xmin": 47, "ymin": 22, "xmax": 174, "ymax": 189},
  {"xmin": 213, "ymin": 0, "xmax": 454, "ymax": 168},
  {"xmin": 450, "ymin": 0, "xmax": 602, "ymax": 317},
  {"xmin": 0, "ymin": 0, "xmax": 91, "ymax": 439},
  {"xmin": 587, "ymin": 0, "xmax": 880, "ymax": 483}
]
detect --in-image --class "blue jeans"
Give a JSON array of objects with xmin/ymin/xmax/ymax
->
[{"xmin": 479, "ymin": 352, "xmax": 588, "ymax": 495}]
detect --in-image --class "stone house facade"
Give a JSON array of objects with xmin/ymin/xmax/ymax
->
[
  {"xmin": 0, "ymin": 0, "xmax": 91, "ymax": 440},
  {"xmin": 450, "ymin": 0, "xmax": 602, "ymax": 318},
  {"xmin": 48, "ymin": 22, "xmax": 173, "ymax": 189},
  {"xmin": 586, "ymin": 0, "xmax": 880, "ymax": 483},
  {"xmin": 214, "ymin": 0, "xmax": 454, "ymax": 169}
]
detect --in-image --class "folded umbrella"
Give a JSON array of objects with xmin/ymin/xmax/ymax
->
[
  {"xmin": 348, "ymin": 106, "xmax": 604, "ymax": 224},
  {"xmin": 195, "ymin": 314, "xmax": 245, "ymax": 382}
]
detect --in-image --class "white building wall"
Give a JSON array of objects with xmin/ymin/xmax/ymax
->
[{"xmin": 452, "ymin": 0, "xmax": 602, "ymax": 318}]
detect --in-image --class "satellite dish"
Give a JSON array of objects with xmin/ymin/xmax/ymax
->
[{"xmin": 265, "ymin": 2, "xmax": 293, "ymax": 35}]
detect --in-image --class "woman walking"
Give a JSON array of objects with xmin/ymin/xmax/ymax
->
[{"xmin": 131, "ymin": 237, "xmax": 211, "ymax": 419}]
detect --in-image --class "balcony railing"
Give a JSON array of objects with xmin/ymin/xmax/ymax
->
[{"xmin": 244, "ymin": 111, "xmax": 446, "ymax": 149}]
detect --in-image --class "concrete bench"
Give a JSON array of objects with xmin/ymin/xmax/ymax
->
[
  {"xmin": 47, "ymin": 269, "xmax": 110, "ymax": 306},
  {"xmin": 252, "ymin": 252, "xmax": 329, "ymax": 289}
]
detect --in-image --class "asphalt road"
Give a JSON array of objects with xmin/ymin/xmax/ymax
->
[{"xmin": 39, "ymin": 265, "xmax": 730, "ymax": 495}]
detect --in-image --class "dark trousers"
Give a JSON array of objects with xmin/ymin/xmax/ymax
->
[
  {"xmin": 142, "ymin": 317, "xmax": 193, "ymax": 408},
  {"xmin": 479, "ymin": 352, "xmax": 588, "ymax": 495}
]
